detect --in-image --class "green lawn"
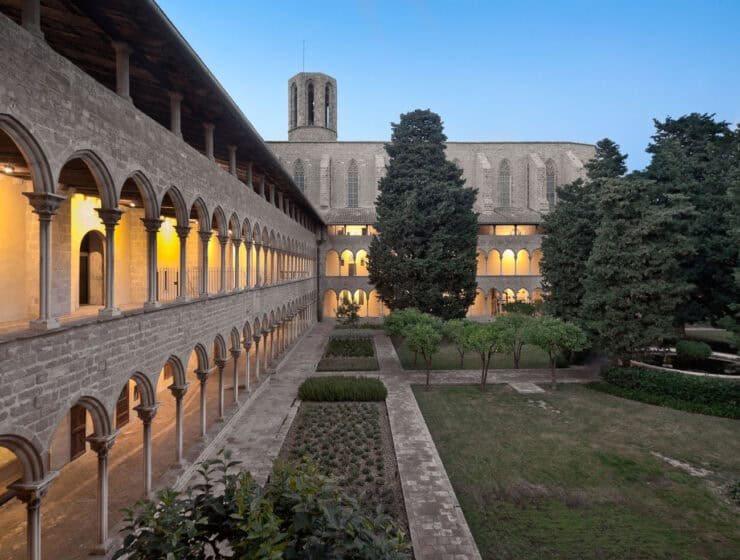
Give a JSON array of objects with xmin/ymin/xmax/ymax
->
[
  {"xmin": 393, "ymin": 337, "xmax": 550, "ymax": 370},
  {"xmin": 413, "ymin": 384, "xmax": 740, "ymax": 560}
]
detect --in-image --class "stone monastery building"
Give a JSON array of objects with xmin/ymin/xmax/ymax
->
[{"xmin": 0, "ymin": 2, "xmax": 594, "ymax": 559}]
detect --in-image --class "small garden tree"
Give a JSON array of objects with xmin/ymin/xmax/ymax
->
[
  {"xmin": 406, "ymin": 321, "xmax": 442, "ymax": 389},
  {"xmin": 496, "ymin": 313, "xmax": 534, "ymax": 369},
  {"xmin": 443, "ymin": 318, "xmax": 469, "ymax": 367},
  {"xmin": 526, "ymin": 316, "xmax": 588, "ymax": 389},
  {"xmin": 336, "ymin": 300, "xmax": 361, "ymax": 328},
  {"xmin": 463, "ymin": 322, "xmax": 503, "ymax": 390}
]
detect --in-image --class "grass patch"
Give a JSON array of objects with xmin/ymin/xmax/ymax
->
[
  {"xmin": 393, "ymin": 336, "xmax": 549, "ymax": 370},
  {"xmin": 317, "ymin": 336, "xmax": 379, "ymax": 371},
  {"xmin": 414, "ymin": 384, "xmax": 740, "ymax": 560},
  {"xmin": 590, "ymin": 367, "xmax": 740, "ymax": 419},
  {"xmin": 298, "ymin": 376, "xmax": 387, "ymax": 401},
  {"xmin": 279, "ymin": 402, "xmax": 407, "ymax": 530}
]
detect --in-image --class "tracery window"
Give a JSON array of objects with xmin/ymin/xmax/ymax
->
[
  {"xmin": 498, "ymin": 159, "xmax": 512, "ymax": 207},
  {"xmin": 290, "ymin": 83, "xmax": 297, "ymax": 128},
  {"xmin": 293, "ymin": 159, "xmax": 305, "ymax": 192},
  {"xmin": 325, "ymin": 83, "xmax": 332, "ymax": 128},
  {"xmin": 347, "ymin": 160, "xmax": 359, "ymax": 208},
  {"xmin": 546, "ymin": 159, "xmax": 557, "ymax": 208},
  {"xmin": 307, "ymin": 81, "xmax": 315, "ymax": 125}
]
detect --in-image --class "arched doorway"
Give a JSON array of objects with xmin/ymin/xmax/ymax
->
[{"xmin": 78, "ymin": 230, "xmax": 105, "ymax": 307}]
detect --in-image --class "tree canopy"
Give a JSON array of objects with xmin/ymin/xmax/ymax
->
[{"xmin": 368, "ymin": 109, "xmax": 478, "ymax": 320}]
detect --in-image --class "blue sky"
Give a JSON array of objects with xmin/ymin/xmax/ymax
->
[{"xmin": 158, "ymin": 0, "xmax": 740, "ymax": 171}]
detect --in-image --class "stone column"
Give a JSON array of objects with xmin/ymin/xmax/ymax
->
[
  {"xmin": 268, "ymin": 328, "xmax": 276, "ymax": 367},
  {"xmin": 242, "ymin": 339, "xmax": 252, "ymax": 393},
  {"xmin": 168, "ymin": 383, "xmax": 189, "ymax": 463},
  {"xmin": 134, "ymin": 404, "xmax": 159, "ymax": 496},
  {"xmin": 10, "ymin": 473, "xmax": 58, "ymax": 560},
  {"xmin": 253, "ymin": 335, "xmax": 261, "ymax": 381},
  {"xmin": 232, "ymin": 238, "xmax": 242, "ymax": 291},
  {"xmin": 245, "ymin": 241, "xmax": 252, "ymax": 288},
  {"xmin": 255, "ymin": 244, "xmax": 262, "ymax": 287},
  {"xmin": 96, "ymin": 208, "xmax": 124, "ymax": 318},
  {"xmin": 142, "ymin": 218, "xmax": 163, "ymax": 309},
  {"xmin": 88, "ymin": 433, "xmax": 117, "ymax": 555},
  {"xmin": 204, "ymin": 123, "xmax": 215, "ymax": 161},
  {"xmin": 169, "ymin": 91, "xmax": 183, "ymax": 138},
  {"xmin": 228, "ymin": 349, "xmax": 240, "ymax": 404},
  {"xmin": 23, "ymin": 192, "xmax": 65, "ymax": 330},
  {"xmin": 227, "ymin": 145, "xmax": 237, "ymax": 175},
  {"xmin": 175, "ymin": 225, "xmax": 190, "ymax": 301},
  {"xmin": 22, "ymin": 0, "xmax": 42, "ymax": 37},
  {"xmin": 111, "ymin": 42, "xmax": 132, "ymax": 101},
  {"xmin": 214, "ymin": 358, "xmax": 227, "ymax": 419},
  {"xmin": 195, "ymin": 369, "xmax": 211, "ymax": 437},
  {"xmin": 198, "ymin": 230, "xmax": 211, "ymax": 296},
  {"xmin": 218, "ymin": 235, "xmax": 229, "ymax": 293}
]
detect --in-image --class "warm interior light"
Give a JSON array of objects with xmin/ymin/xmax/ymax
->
[
  {"xmin": 3, "ymin": 164, "xmax": 14, "ymax": 174},
  {"xmin": 129, "ymin": 202, "xmax": 136, "ymax": 208}
]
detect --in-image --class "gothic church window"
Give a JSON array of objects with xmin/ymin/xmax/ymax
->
[
  {"xmin": 498, "ymin": 159, "xmax": 512, "ymax": 207},
  {"xmin": 347, "ymin": 160, "xmax": 359, "ymax": 208},
  {"xmin": 290, "ymin": 83, "xmax": 297, "ymax": 128},
  {"xmin": 294, "ymin": 159, "xmax": 305, "ymax": 192},
  {"xmin": 307, "ymin": 81, "xmax": 315, "ymax": 125},
  {"xmin": 325, "ymin": 83, "xmax": 332, "ymax": 128},
  {"xmin": 546, "ymin": 159, "xmax": 556, "ymax": 208}
]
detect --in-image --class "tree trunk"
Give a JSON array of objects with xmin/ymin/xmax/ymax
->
[
  {"xmin": 414, "ymin": 351, "xmax": 418, "ymax": 368},
  {"xmin": 550, "ymin": 356, "xmax": 557, "ymax": 389},
  {"xmin": 459, "ymin": 350, "xmax": 464, "ymax": 368},
  {"xmin": 513, "ymin": 344, "xmax": 521, "ymax": 369}
]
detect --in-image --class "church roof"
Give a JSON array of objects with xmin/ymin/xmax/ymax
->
[{"xmin": 321, "ymin": 207, "xmax": 544, "ymax": 225}]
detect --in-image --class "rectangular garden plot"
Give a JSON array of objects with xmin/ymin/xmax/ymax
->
[
  {"xmin": 317, "ymin": 335, "xmax": 379, "ymax": 371},
  {"xmin": 279, "ymin": 400, "xmax": 408, "ymax": 532}
]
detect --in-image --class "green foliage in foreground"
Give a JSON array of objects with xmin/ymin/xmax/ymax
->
[
  {"xmin": 675, "ymin": 339, "xmax": 712, "ymax": 362},
  {"xmin": 325, "ymin": 337, "xmax": 375, "ymax": 357},
  {"xmin": 526, "ymin": 315, "xmax": 588, "ymax": 388},
  {"xmin": 592, "ymin": 367, "xmax": 740, "ymax": 419},
  {"xmin": 413, "ymin": 384, "xmax": 740, "ymax": 560},
  {"xmin": 298, "ymin": 376, "xmax": 388, "ymax": 402},
  {"xmin": 115, "ymin": 454, "xmax": 408, "ymax": 560}
]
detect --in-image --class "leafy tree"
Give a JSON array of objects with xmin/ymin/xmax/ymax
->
[
  {"xmin": 443, "ymin": 319, "xmax": 469, "ymax": 367},
  {"xmin": 406, "ymin": 321, "xmax": 442, "ymax": 389},
  {"xmin": 337, "ymin": 300, "xmax": 361, "ymax": 328},
  {"xmin": 526, "ymin": 316, "xmax": 588, "ymax": 388},
  {"xmin": 384, "ymin": 308, "xmax": 433, "ymax": 367},
  {"xmin": 496, "ymin": 313, "xmax": 534, "ymax": 369},
  {"xmin": 462, "ymin": 322, "xmax": 503, "ymax": 390},
  {"xmin": 645, "ymin": 113, "xmax": 740, "ymax": 326},
  {"xmin": 583, "ymin": 176, "xmax": 694, "ymax": 362},
  {"xmin": 540, "ymin": 138, "xmax": 627, "ymax": 325},
  {"xmin": 368, "ymin": 109, "xmax": 478, "ymax": 320},
  {"xmin": 501, "ymin": 301, "xmax": 540, "ymax": 316}
]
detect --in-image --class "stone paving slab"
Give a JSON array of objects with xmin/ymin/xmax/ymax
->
[{"xmin": 509, "ymin": 381, "xmax": 546, "ymax": 393}]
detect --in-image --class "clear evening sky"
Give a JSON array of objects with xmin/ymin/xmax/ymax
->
[{"xmin": 157, "ymin": 0, "xmax": 740, "ymax": 171}]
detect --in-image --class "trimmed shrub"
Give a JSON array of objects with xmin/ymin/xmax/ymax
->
[
  {"xmin": 675, "ymin": 339, "xmax": 712, "ymax": 362},
  {"xmin": 299, "ymin": 376, "xmax": 388, "ymax": 401},
  {"xmin": 685, "ymin": 335, "xmax": 738, "ymax": 355},
  {"xmin": 325, "ymin": 337, "xmax": 375, "ymax": 357},
  {"xmin": 591, "ymin": 367, "xmax": 740, "ymax": 419}
]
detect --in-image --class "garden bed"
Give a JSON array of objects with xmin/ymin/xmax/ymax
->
[
  {"xmin": 317, "ymin": 335, "xmax": 379, "ymax": 371},
  {"xmin": 279, "ymin": 400, "xmax": 409, "ymax": 532}
]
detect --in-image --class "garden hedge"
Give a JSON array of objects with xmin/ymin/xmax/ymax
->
[
  {"xmin": 590, "ymin": 367, "xmax": 740, "ymax": 419},
  {"xmin": 298, "ymin": 376, "xmax": 388, "ymax": 401}
]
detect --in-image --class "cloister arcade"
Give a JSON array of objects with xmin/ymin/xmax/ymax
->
[
  {"xmin": 324, "ymin": 249, "xmax": 369, "ymax": 277},
  {"xmin": 0, "ymin": 297, "xmax": 315, "ymax": 559},
  {"xmin": 0, "ymin": 121, "xmax": 315, "ymax": 334},
  {"xmin": 467, "ymin": 287, "xmax": 544, "ymax": 317},
  {"xmin": 475, "ymin": 248, "xmax": 543, "ymax": 276},
  {"xmin": 322, "ymin": 288, "xmax": 390, "ymax": 318}
]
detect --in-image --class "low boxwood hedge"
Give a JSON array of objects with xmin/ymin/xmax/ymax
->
[
  {"xmin": 589, "ymin": 367, "xmax": 740, "ymax": 419},
  {"xmin": 298, "ymin": 375, "xmax": 387, "ymax": 401},
  {"xmin": 325, "ymin": 337, "xmax": 375, "ymax": 357}
]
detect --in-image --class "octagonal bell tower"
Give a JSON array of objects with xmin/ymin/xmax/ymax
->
[{"xmin": 288, "ymin": 72, "xmax": 337, "ymax": 142}]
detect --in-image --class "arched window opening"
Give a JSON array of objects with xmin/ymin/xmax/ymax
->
[
  {"xmin": 546, "ymin": 159, "xmax": 556, "ymax": 208},
  {"xmin": 323, "ymin": 290, "xmax": 337, "ymax": 317},
  {"xmin": 347, "ymin": 160, "xmax": 359, "ymax": 208},
  {"xmin": 498, "ymin": 159, "xmax": 512, "ymax": 207},
  {"xmin": 501, "ymin": 249, "xmax": 516, "ymax": 275},
  {"xmin": 293, "ymin": 159, "xmax": 305, "ymax": 192},
  {"xmin": 476, "ymin": 250, "xmax": 487, "ymax": 275},
  {"xmin": 325, "ymin": 83, "xmax": 332, "ymax": 128},
  {"xmin": 79, "ymin": 230, "xmax": 105, "ymax": 306},
  {"xmin": 307, "ymin": 82, "xmax": 315, "ymax": 126},
  {"xmin": 290, "ymin": 83, "xmax": 298, "ymax": 129}
]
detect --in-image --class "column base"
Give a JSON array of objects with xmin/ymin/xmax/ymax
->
[
  {"xmin": 89, "ymin": 539, "xmax": 112, "ymax": 556},
  {"xmin": 98, "ymin": 308, "xmax": 121, "ymax": 319},
  {"xmin": 175, "ymin": 295, "xmax": 190, "ymax": 303},
  {"xmin": 30, "ymin": 317, "xmax": 61, "ymax": 331},
  {"xmin": 144, "ymin": 301, "xmax": 162, "ymax": 310}
]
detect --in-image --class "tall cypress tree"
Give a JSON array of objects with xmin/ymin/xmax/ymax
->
[
  {"xmin": 540, "ymin": 138, "xmax": 627, "ymax": 325},
  {"xmin": 368, "ymin": 110, "xmax": 478, "ymax": 320}
]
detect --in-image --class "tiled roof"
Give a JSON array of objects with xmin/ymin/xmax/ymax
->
[{"xmin": 322, "ymin": 207, "xmax": 377, "ymax": 224}]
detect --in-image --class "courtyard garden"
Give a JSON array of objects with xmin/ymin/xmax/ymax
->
[
  {"xmin": 414, "ymin": 383, "xmax": 740, "ymax": 560},
  {"xmin": 316, "ymin": 335, "xmax": 379, "ymax": 371}
]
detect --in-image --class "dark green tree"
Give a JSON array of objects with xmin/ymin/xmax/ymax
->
[
  {"xmin": 368, "ymin": 110, "xmax": 478, "ymax": 319},
  {"xmin": 583, "ymin": 176, "xmax": 694, "ymax": 362},
  {"xmin": 540, "ymin": 138, "xmax": 627, "ymax": 324},
  {"xmin": 645, "ymin": 113, "xmax": 740, "ymax": 327}
]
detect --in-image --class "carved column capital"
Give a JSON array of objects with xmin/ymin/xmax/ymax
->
[
  {"xmin": 232, "ymin": 237, "xmax": 243, "ymax": 249},
  {"xmin": 195, "ymin": 368, "xmax": 211, "ymax": 384},
  {"xmin": 9, "ymin": 472, "xmax": 59, "ymax": 507},
  {"xmin": 168, "ymin": 383, "xmax": 190, "ymax": 399},
  {"xmin": 175, "ymin": 225, "xmax": 191, "ymax": 239},
  {"xmin": 134, "ymin": 403, "xmax": 161, "ymax": 425},
  {"xmin": 242, "ymin": 338, "xmax": 252, "ymax": 350},
  {"xmin": 198, "ymin": 230, "xmax": 212, "ymax": 243},
  {"xmin": 87, "ymin": 432, "xmax": 118, "ymax": 458},
  {"xmin": 217, "ymin": 234, "xmax": 230, "ymax": 246},
  {"xmin": 23, "ymin": 192, "xmax": 66, "ymax": 221},
  {"xmin": 253, "ymin": 334, "xmax": 261, "ymax": 343},
  {"xmin": 141, "ymin": 217, "xmax": 163, "ymax": 233},
  {"xmin": 215, "ymin": 357, "xmax": 229, "ymax": 369},
  {"xmin": 95, "ymin": 207, "xmax": 124, "ymax": 228}
]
